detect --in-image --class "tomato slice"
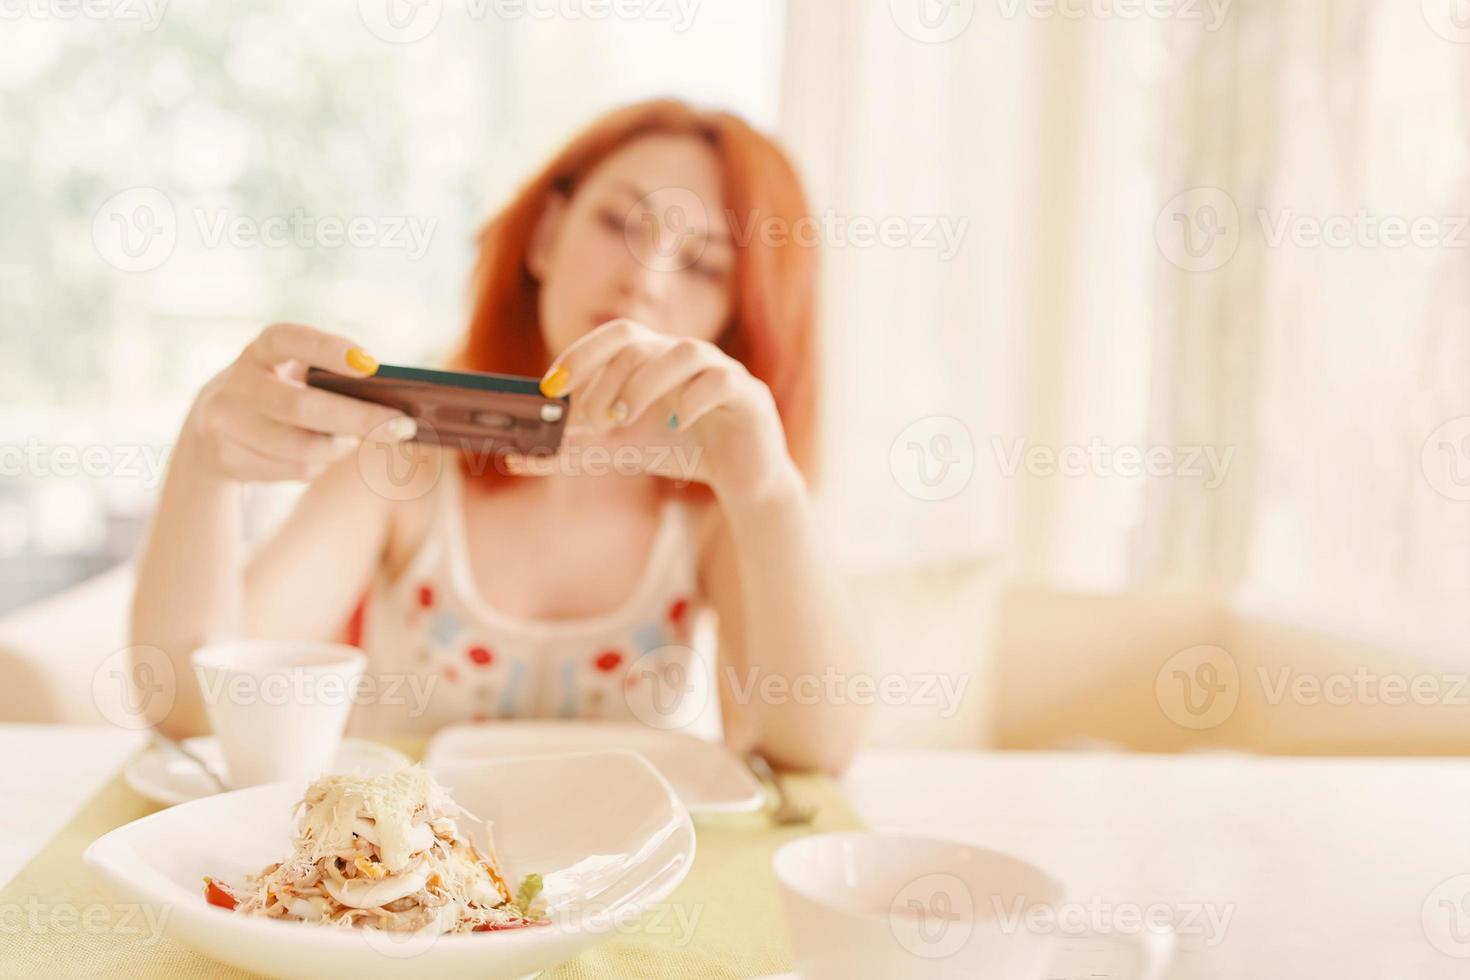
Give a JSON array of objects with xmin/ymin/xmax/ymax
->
[{"xmin": 203, "ymin": 877, "xmax": 238, "ymax": 910}]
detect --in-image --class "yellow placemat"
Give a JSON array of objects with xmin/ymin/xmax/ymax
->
[{"xmin": 0, "ymin": 738, "xmax": 863, "ymax": 979}]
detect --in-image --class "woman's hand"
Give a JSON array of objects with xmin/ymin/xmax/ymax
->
[
  {"xmin": 529, "ymin": 318, "xmax": 800, "ymax": 504},
  {"xmin": 186, "ymin": 322, "xmax": 415, "ymax": 483}
]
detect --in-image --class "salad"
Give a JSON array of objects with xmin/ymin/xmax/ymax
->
[{"xmin": 202, "ymin": 767, "xmax": 548, "ymax": 934}]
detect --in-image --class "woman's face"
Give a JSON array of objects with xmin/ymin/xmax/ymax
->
[{"xmin": 529, "ymin": 134, "xmax": 736, "ymax": 358}]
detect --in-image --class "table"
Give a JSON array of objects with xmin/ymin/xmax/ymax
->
[{"xmin": 4, "ymin": 726, "xmax": 1468, "ymax": 978}]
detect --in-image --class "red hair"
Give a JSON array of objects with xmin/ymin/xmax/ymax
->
[{"xmin": 447, "ymin": 99, "xmax": 819, "ymax": 495}]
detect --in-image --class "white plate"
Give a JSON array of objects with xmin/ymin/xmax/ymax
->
[
  {"xmin": 125, "ymin": 737, "xmax": 411, "ymax": 806},
  {"xmin": 87, "ymin": 750, "xmax": 696, "ymax": 980},
  {"xmin": 426, "ymin": 721, "xmax": 766, "ymax": 816}
]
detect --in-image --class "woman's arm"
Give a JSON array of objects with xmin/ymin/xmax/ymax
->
[
  {"xmin": 702, "ymin": 467, "xmax": 869, "ymax": 775},
  {"xmin": 531, "ymin": 318, "xmax": 871, "ymax": 773},
  {"xmin": 129, "ymin": 324, "xmax": 412, "ymax": 738}
]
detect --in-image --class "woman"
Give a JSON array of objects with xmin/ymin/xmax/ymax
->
[{"xmin": 131, "ymin": 100, "xmax": 866, "ymax": 773}]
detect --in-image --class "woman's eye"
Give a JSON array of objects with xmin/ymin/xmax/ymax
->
[
  {"xmin": 596, "ymin": 209, "xmax": 625, "ymax": 233},
  {"xmin": 689, "ymin": 262, "xmax": 726, "ymax": 283}
]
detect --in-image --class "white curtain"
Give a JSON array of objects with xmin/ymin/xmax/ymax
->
[
  {"xmin": 782, "ymin": 0, "xmax": 1470, "ymax": 641},
  {"xmin": 1147, "ymin": 0, "xmax": 1470, "ymax": 641},
  {"xmin": 781, "ymin": 5, "xmax": 1168, "ymax": 581}
]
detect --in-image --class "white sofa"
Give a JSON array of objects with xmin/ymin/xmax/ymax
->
[
  {"xmin": 0, "ymin": 562, "xmax": 137, "ymax": 725},
  {"xmin": 6, "ymin": 565, "xmax": 1462, "ymax": 756},
  {"xmin": 0, "ymin": 558, "xmax": 1002, "ymax": 748}
]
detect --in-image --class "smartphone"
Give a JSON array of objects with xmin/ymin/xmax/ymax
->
[{"xmin": 306, "ymin": 364, "xmax": 569, "ymax": 455}]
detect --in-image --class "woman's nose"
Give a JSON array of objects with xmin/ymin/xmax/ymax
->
[{"xmin": 615, "ymin": 234, "xmax": 677, "ymax": 310}]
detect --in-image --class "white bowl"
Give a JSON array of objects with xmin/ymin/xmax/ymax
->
[
  {"xmin": 774, "ymin": 833, "xmax": 1061, "ymax": 980},
  {"xmin": 773, "ymin": 833, "xmax": 1173, "ymax": 980},
  {"xmin": 86, "ymin": 750, "xmax": 696, "ymax": 980}
]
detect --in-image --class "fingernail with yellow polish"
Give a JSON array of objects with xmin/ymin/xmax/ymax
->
[
  {"xmin": 608, "ymin": 401, "xmax": 629, "ymax": 426},
  {"xmin": 539, "ymin": 365, "xmax": 569, "ymax": 398},
  {"xmin": 346, "ymin": 347, "xmax": 379, "ymax": 375}
]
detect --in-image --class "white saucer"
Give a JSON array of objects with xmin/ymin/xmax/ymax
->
[
  {"xmin": 124, "ymin": 737, "xmax": 411, "ymax": 806},
  {"xmin": 752, "ymin": 929, "xmax": 1171, "ymax": 979}
]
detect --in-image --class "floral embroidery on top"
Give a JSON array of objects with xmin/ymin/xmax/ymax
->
[
  {"xmin": 632, "ymin": 621, "xmax": 668, "ymax": 654},
  {"xmin": 350, "ymin": 467, "xmax": 708, "ymax": 736},
  {"xmin": 429, "ymin": 611, "xmax": 461, "ymax": 646}
]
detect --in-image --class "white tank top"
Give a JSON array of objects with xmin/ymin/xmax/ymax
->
[{"xmin": 348, "ymin": 464, "xmax": 720, "ymax": 739}]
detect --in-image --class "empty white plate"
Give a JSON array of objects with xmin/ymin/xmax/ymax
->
[
  {"xmin": 87, "ymin": 750, "xmax": 696, "ymax": 980},
  {"xmin": 125, "ymin": 736, "xmax": 411, "ymax": 806},
  {"xmin": 426, "ymin": 721, "xmax": 766, "ymax": 816}
]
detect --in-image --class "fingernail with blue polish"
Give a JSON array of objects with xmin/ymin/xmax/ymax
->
[{"xmin": 667, "ymin": 413, "xmax": 679, "ymax": 430}]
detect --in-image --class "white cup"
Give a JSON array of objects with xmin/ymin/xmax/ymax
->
[
  {"xmin": 192, "ymin": 639, "xmax": 366, "ymax": 789},
  {"xmin": 773, "ymin": 833, "xmax": 1173, "ymax": 980}
]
